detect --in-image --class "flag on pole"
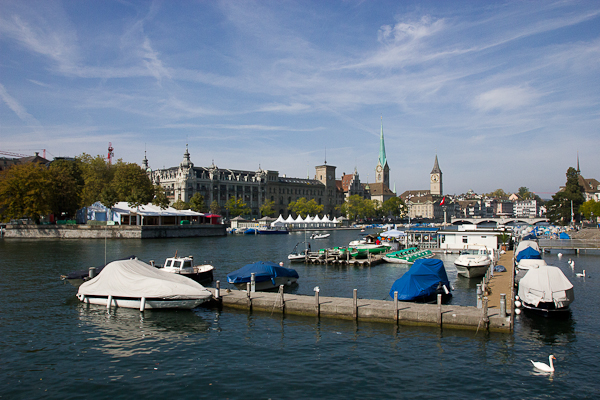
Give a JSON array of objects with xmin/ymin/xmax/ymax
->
[{"xmin": 440, "ymin": 196, "xmax": 446, "ymax": 205}]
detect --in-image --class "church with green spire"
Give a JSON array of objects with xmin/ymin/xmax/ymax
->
[{"xmin": 370, "ymin": 119, "xmax": 395, "ymax": 203}]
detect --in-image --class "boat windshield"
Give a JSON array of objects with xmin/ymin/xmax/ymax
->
[{"xmin": 163, "ymin": 259, "xmax": 174, "ymax": 268}]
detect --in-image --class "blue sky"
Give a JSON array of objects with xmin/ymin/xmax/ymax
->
[{"xmin": 1, "ymin": 0, "xmax": 599, "ymax": 198}]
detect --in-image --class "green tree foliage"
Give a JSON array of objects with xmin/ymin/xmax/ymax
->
[
  {"xmin": 381, "ymin": 196, "xmax": 407, "ymax": 218},
  {"xmin": 225, "ymin": 197, "xmax": 250, "ymax": 218},
  {"xmin": 288, "ymin": 197, "xmax": 324, "ymax": 218},
  {"xmin": 209, "ymin": 200, "xmax": 221, "ymax": 215},
  {"xmin": 189, "ymin": 193, "xmax": 207, "ymax": 212},
  {"xmin": 517, "ymin": 186, "xmax": 542, "ymax": 202},
  {"xmin": 546, "ymin": 167, "xmax": 585, "ymax": 225},
  {"xmin": 172, "ymin": 199, "xmax": 189, "ymax": 210},
  {"xmin": 48, "ymin": 159, "xmax": 84, "ymax": 219},
  {"xmin": 111, "ymin": 161, "xmax": 154, "ymax": 208},
  {"xmin": 152, "ymin": 185, "xmax": 170, "ymax": 210},
  {"xmin": 340, "ymin": 195, "xmax": 381, "ymax": 220},
  {"xmin": 579, "ymin": 200, "xmax": 600, "ymax": 221},
  {"xmin": 78, "ymin": 154, "xmax": 114, "ymax": 207},
  {"xmin": 260, "ymin": 199, "xmax": 276, "ymax": 217},
  {"xmin": 487, "ymin": 189, "xmax": 508, "ymax": 199},
  {"xmin": 0, "ymin": 163, "xmax": 51, "ymax": 223}
]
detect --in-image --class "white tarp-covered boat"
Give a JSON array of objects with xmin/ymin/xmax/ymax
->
[
  {"xmin": 77, "ymin": 258, "xmax": 212, "ymax": 310},
  {"xmin": 517, "ymin": 265, "xmax": 574, "ymax": 317}
]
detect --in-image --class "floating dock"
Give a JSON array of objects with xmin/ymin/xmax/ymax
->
[{"xmin": 205, "ymin": 281, "xmax": 513, "ymax": 333}]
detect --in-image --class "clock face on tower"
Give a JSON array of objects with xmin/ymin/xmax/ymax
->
[
  {"xmin": 431, "ymin": 175, "xmax": 439, "ymax": 182},
  {"xmin": 376, "ymin": 165, "xmax": 382, "ymax": 173}
]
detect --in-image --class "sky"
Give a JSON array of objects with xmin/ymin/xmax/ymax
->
[{"xmin": 1, "ymin": 0, "xmax": 599, "ymax": 198}]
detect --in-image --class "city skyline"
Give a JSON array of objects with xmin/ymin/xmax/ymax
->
[{"xmin": 1, "ymin": 1, "xmax": 599, "ymax": 197}]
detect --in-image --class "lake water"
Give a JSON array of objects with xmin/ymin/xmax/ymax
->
[{"xmin": 1, "ymin": 229, "xmax": 599, "ymax": 399}]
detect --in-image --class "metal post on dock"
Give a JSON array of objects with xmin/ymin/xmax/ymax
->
[
  {"xmin": 437, "ymin": 294, "xmax": 442, "ymax": 327},
  {"xmin": 394, "ymin": 291, "xmax": 398, "ymax": 321},
  {"xmin": 251, "ymin": 273, "xmax": 256, "ymax": 293},
  {"xmin": 353, "ymin": 289, "xmax": 358, "ymax": 319},
  {"xmin": 246, "ymin": 282, "xmax": 252, "ymax": 309},
  {"xmin": 500, "ymin": 293, "xmax": 506, "ymax": 318},
  {"xmin": 314, "ymin": 286, "xmax": 320, "ymax": 317},
  {"xmin": 215, "ymin": 280, "xmax": 221, "ymax": 301},
  {"xmin": 89, "ymin": 267, "xmax": 96, "ymax": 279},
  {"xmin": 140, "ymin": 297, "xmax": 146, "ymax": 312},
  {"xmin": 476, "ymin": 284, "xmax": 482, "ymax": 309},
  {"xmin": 483, "ymin": 296, "xmax": 489, "ymax": 331},
  {"xmin": 107, "ymin": 295, "xmax": 112, "ymax": 309},
  {"xmin": 279, "ymin": 285, "xmax": 285, "ymax": 310}
]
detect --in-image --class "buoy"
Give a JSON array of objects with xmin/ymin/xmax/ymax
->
[
  {"xmin": 515, "ymin": 308, "xmax": 522, "ymax": 315},
  {"xmin": 515, "ymin": 300, "xmax": 522, "ymax": 308}
]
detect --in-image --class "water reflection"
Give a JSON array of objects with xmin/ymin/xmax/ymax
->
[
  {"xmin": 77, "ymin": 305, "xmax": 210, "ymax": 357},
  {"xmin": 517, "ymin": 313, "xmax": 576, "ymax": 345}
]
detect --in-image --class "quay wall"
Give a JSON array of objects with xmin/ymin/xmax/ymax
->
[
  {"xmin": 206, "ymin": 288, "xmax": 512, "ymax": 333},
  {"xmin": 1, "ymin": 224, "xmax": 226, "ymax": 239}
]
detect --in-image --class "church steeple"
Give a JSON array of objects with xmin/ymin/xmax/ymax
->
[
  {"xmin": 375, "ymin": 117, "xmax": 390, "ymax": 188},
  {"xmin": 430, "ymin": 154, "xmax": 442, "ymax": 196},
  {"xmin": 431, "ymin": 155, "xmax": 441, "ymax": 174}
]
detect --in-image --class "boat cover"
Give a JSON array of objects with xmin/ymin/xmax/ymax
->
[
  {"xmin": 517, "ymin": 259, "xmax": 547, "ymax": 270},
  {"xmin": 389, "ymin": 259, "xmax": 450, "ymax": 301},
  {"xmin": 516, "ymin": 246, "xmax": 542, "ymax": 262},
  {"xmin": 227, "ymin": 262, "xmax": 299, "ymax": 285},
  {"xmin": 515, "ymin": 240, "xmax": 540, "ymax": 255},
  {"xmin": 518, "ymin": 265, "xmax": 574, "ymax": 308},
  {"xmin": 559, "ymin": 232, "xmax": 571, "ymax": 239},
  {"xmin": 77, "ymin": 259, "xmax": 212, "ymax": 299}
]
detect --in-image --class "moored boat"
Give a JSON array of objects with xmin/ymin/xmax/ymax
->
[
  {"xmin": 383, "ymin": 247, "xmax": 433, "ymax": 264},
  {"xmin": 153, "ymin": 254, "xmax": 214, "ymax": 283},
  {"xmin": 76, "ymin": 258, "xmax": 212, "ymax": 310},
  {"xmin": 454, "ymin": 245, "xmax": 493, "ymax": 278},
  {"xmin": 389, "ymin": 258, "xmax": 452, "ymax": 303},
  {"xmin": 517, "ymin": 264, "xmax": 574, "ymax": 318},
  {"xmin": 227, "ymin": 261, "xmax": 299, "ymax": 291},
  {"xmin": 288, "ymin": 241, "xmax": 312, "ymax": 262},
  {"xmin": 310, "ymin": 233, "xmax": 330, "ymax": 239}
]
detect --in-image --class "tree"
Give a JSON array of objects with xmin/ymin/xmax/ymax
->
[
  {"xmin": 152, "ymin": 185, "xmax": 170, "ymax": 210},
  {"xmin": 78, "ymin": 154, "xmax": 114, "ymax": 207},
  {"xmin": 111, "ymin": 161, "xmax": 154, "ymax": 207},
  {"xmin": 189, "ymin": 193, "xmax": 207, "ymax": 212},
  {"xmin": 579, "ymin": 200, "xmax": 600, "ymax": 221},
  {"xmin": 225, "ymin": 197, "xmax": 250, "ymax": 218},
  {"xmin": 546, "ymin": 167, "xmax": 585, "ymax": 225},
  {"xmin": 48, "ymin": 159, "xmax": 84, "ymax": 219},
  {"xmin": 0, "ymin": 163, "xmax": 51, "ymax": 223},
  {"xmin": 288, "ymin": 197, "xmax": 324, "ymax": 218},
  {"xmin": 260, "ymin": 200, "xmax": 276, "ymax": 217},
  {"xmin": 209, "ymin": 200, "xmax": 221, "ymax": 215},
  {"xmin": 381, "ymin": 196, "xmax": 407, "ymax": 218},
  {"xmin": 172, "ymin": 199, "xmax": 189, "ymax": 210},
  {"xmin": 487, "ymin": 189, "xmax": 508, "ymax": 199},
  {"xmin": 518, "ymin": 186, "xmax": 530, "ymax": 199}
]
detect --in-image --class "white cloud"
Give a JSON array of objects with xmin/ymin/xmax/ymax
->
[
  {"xmin": 473, "ymin": 86, "xmax": 541, "ymax": 112},
  {"xmin": 0, "ymin": 83, "xmax": 39, "ymax": 125}
]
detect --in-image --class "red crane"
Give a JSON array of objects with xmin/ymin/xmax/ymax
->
[{"xmin": 108, "ymin": 142, "xmax": 114, "ymax": 164}]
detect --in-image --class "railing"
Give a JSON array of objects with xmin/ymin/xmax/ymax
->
[{"xmin": 538, "ymin": 238, "xmax": 600, "ymax": 249}]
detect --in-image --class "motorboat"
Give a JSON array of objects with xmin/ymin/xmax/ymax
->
[
  {"xmin": 153, "ymin": 254, "xmax": 214, "ymax": 283},
  {"xmin": 383, "ymin": 247, "xmax": 434, "ymax": 264},
  {"xmin": 515, "ymin": 259, "xmax": 548, "ymax": 285},
  {"xmin": 310, "ymin": 233, "xmax": 330, "ymax": 239},
  {"xmin": 454, "ymin": 245, "xmax": 493, "ymax": 278},
  {"xmin": 288, "ymin": 241, "xmax": 312, "ymax": 262},
  {"xmin": 389, "ymin": 258, "xmax": 452, "ymax": 303},
  {"xmin": 227, "ymin": 261, "xmax": 299, "ymax": 291},
  {"xmin": 349, "ymin": 244, "xmax": 389, "ymax": 258},
  {"xmin": 76, "ymin": 258, "xmax": 212, "ymax": 310},
  {"xmin": 61, "ymin": 255, "xmax": 137, "ymax": 287},
  {"xmin": 515, "ymin": 240, "xmax": 542, "ymax": 262},
  {"xmin": 257, "ymin": 226, "xmax": 289, "ymax": 234},
  {"xmin": 517, "ymin": 265, "xmax": 574, "ymax": 318}
]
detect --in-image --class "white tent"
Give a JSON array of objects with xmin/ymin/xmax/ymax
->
[{"xmin": 380, "ymin": 229, "xmax": 406, "ymax": 238}]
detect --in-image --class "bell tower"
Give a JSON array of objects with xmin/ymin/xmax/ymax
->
[
  {"xmin": 430, "ymin": 155, "xmax": 442, "ymax": 196},
  {"xmin": 375, "ymin": 118, "xmax": 390, "ymax": 188}
]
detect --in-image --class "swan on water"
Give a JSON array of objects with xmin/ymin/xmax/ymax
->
[
  {"xmin": 575, "ymin": 270, "xmax": 586, "ymax": 277},
  {"xmin": 531, "ymin": 355, "xmax": 556, "ymax": 372}
]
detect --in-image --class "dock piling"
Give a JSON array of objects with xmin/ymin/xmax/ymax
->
[
  {"xmin": 215, "ymin": 280, "xmax": 220, "ymax": 300},
  {"xmin": 500, "ymin": 294, "xmax": 506, "ymax": 318},
  {"xmin": 437, "ymin": 294, "xmax": 442, "ymax": 326},
  {"xmin": 246, "ymin": 282, "xmax": 252, "ymax": 309},
  {"xmin": 353, "ymin": 289, "xmax": 358, "ymax": 319},
  {"xmin": 89, "ymin": 267, "xmax": 96, "ymax": 279},
  {"xmin": 483, "ymin": 297, "xmax": 489, "ymax": 330},
  {"xmin": 314, "ymin": 286, "xmax": 320, "ymax": 317},
  {"xmin": 476, "ymin": 284, "xmax": 482, "ymax": 309},
  {"xmin": 251, "ymin": 273, "xmax": 256, "ymax": 292},
  {"xmin": 140, "ymin": 297, "xmax": 146, "ymax": 312},
  {"xmin": 107, "ymin": 295, "xmax": 112, "ymax": 309},
  {"xmin": 279, "ymin": 285, "xmax": 285, "ymax": 310},
  {"xmin": 394, "ymin": 291, "xmax": 398, "ymax": 321}
]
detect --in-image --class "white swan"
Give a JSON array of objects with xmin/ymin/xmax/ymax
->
[
  {"xmin": 531, "ymin": 355, "xmax": 556, "ymax": 372},
  {"xmin": 576, "ymin": 270, "xmax": 586, "ymax": 277}
]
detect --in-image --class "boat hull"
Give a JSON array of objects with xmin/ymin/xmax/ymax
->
[
  {"xmin": 454, "ymin": 263, "xmax": 489, "ymax": 278},
  {"xmin": 77, "ymin": 294, "xmax": 208, "ymax": 309},
  {"xmin": 521, "ymin": 302, "xmax": 572, "ymax": 318}
]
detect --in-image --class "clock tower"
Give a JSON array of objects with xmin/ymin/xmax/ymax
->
[
  {"xmin": 430, "ymin": 155, "xmax": 442, "ymax": 196},
  {"xmin": 375, "ymin": 119, "xmax": 390, "ymax": 188}
]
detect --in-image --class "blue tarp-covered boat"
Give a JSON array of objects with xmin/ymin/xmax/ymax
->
[
  {"xmin": 227, "ymin": 261, "xmax": 299, "ymax": 291},
  {"xmin": 515, "ymin": 246, "xmax": 542, "ymax": 262},
  {"xmin": 559, "ymin": 232, "xmax": 571, "ymax": 239},
  {"xmin": 389, "ymin": 258, "xmax": 452, "ymax": 303}
]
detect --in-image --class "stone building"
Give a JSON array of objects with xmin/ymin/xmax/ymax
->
[{"xmin": 399, "ymin": 155, "xmax": 449, "ymax": 221}]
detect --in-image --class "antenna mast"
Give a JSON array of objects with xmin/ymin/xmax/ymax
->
[{"xmin": 108, "ymin": 142, "xmax": 114, "ymax": 164}]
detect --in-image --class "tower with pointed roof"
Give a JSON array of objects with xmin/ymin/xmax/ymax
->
[
  {"xmin": 375, "ymin": 118, "xmax": 390, "ymax": 188},
  {"xmin": 430, "ymin": 155, "xmax": 442, "ymax": 196}
]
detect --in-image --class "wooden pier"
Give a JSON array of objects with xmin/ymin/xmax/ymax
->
[{"xmin": 205, "ymin": 282, "xmax": 513, "ymax": 333}]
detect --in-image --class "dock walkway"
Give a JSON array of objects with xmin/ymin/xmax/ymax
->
[
  {"xmin": 486, "ymin": 250, "xmax": 515, "ymax": 312},
  {"xmin": 205, "ymin": 285, "xmax": 512, "ymax": 333}
]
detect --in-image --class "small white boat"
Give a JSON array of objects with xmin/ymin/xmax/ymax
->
[
  {"xmin": 77, "ymin": 258, "xmax": 212, "ymax": 310},
  {"xmin": 518, "ymin": 265, "xmax": 574, "ymax": 317},
  {"xmin": 288, "ymin": 241, "xmax": 312, "ymax": 262},
  {"xmin": 153, "ymin": 254, "xmax": 214, "ymax": 283},
  {"xmin": 310, "ymin": 233, "xmax": 330, "ymax": 239},
  {"xmin": 454, "ymin": 245, "xmax": 493, "ymax": 278}
]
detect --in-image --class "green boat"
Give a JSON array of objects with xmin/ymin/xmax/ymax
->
[
  {"xmin": 383, "ymin": 247, "xmax": 434, "ymax": 264},
  {"xmin": 349, "ymin": 244, "xmax": 389, "ymax": 258}
]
